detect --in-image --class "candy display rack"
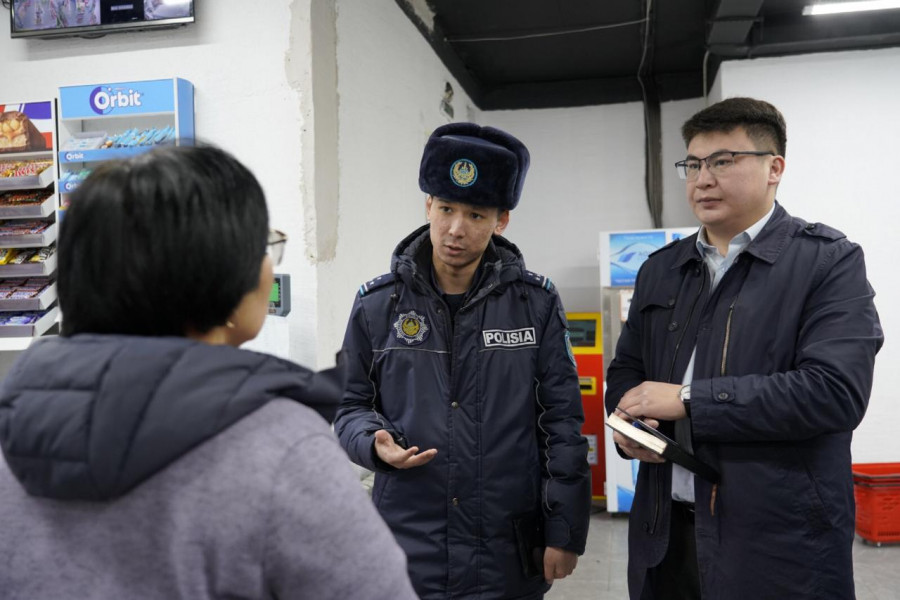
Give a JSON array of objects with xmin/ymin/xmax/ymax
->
[
  {"xmin": 0, "ymin": 99, "xmax": 60, "ymax": 346},
  {"xmin": 0, "ymin": 307, "xmax": 59, "ymax": 339},
  {"xmin": 57, "ymin": 78, "xmax": 194, "ymax": 205}
]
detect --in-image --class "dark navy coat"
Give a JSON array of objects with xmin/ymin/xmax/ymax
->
[
  {"xmin": 336, "ymin": 225, "xmax": 591, "ymax": 599},
  {"xmin": 605, "ymin": 203, "xmax": 883, "ymax": 600}
]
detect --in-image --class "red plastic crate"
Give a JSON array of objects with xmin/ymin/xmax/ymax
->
[
  {"xmin": 853, "ymin": 462, "xmax": 900, "ymax": 483},
  {"xmin": 853, "ymin": 463, "xmax": 900, "ymax": 544}
]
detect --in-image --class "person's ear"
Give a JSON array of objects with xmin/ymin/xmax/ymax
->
[
  {"xmin": 494, "ymin": 209, "xmax": 510, "ymax": 235},
  {"xmin": 768, "ymin": 156, "xmax": 785, "ymax": 185}
]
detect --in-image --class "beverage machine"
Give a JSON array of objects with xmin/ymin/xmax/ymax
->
[
  {"xmin": 566, "ymin": 312, "xmax": 605, "ymax": 503},
  {"xmin": 599, "ymin": 226, "xmax": 695, "ymax": 512}
]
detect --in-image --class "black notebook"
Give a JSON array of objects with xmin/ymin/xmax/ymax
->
[{"xmin": 606, "ymin": 411, "xmax": 719, "ymax": 483}]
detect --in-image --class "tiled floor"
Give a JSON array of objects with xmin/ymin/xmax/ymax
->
[{"xmin": 547, "ymin": 507, "xmax": 900, "ymax": 599}]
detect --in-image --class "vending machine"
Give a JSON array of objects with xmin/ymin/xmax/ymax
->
[
  {"xmin": 566, "ymin": 312, "xmax": 604, "ymax": 502},
  {"xmin": 599, "ymin": 227, "xmax": 695, "ymax": 512}
]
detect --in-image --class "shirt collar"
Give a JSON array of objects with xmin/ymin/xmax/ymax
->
[{"xmin": 695, "ymin": 202, "xmax": 776, "ymax": 256}]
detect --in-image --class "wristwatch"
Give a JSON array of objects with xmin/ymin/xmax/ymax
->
[{"xmin": 679, "ymin": 384, "xmax": 691, "ymax": 417}]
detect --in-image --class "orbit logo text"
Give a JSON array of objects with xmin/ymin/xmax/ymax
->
[{"xmin": 89, "ymin": 86, "xmax": 143, "ymax": 115}]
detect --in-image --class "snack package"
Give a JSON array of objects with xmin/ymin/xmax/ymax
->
[
  {"xmin": 0, "ymin": 312, "xmax": 40, "ymax": 325},
  {"xmin": 0, "ymin": 111, "xmax": 49, "ymax": 154}
]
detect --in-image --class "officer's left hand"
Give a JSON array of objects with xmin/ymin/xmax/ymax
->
[
  {"xmin": 617, "ymin": 381, "xmax": 687, "ymax": 421},
  {"xmin": 373, "ymin": 429, "xmax": 437, "ymax": 469},
  {"xmin": 543, "ymin": 546, "xmax": 578, "ymax": 584}
]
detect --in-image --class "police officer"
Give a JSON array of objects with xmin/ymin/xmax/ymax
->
[{"xmin": 336, "ymin": 123, "xmax": 591, "ymax": 599}]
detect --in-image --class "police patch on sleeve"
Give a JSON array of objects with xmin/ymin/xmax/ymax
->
[
  {"xmin": 565, "ymin": 330, "xmax": 577, "ymax": 366},
  {"xmin": 393, "ymin": 311, "xmax": 429, "ymax": 345}
]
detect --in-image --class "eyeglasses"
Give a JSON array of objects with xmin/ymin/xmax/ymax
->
[
  {"xmin": 266, "ymin": 229, "xmax": 288, "ymax": 266},
  {"xmin": 675, "ymin": 150, "xmax": 775, "ymax": 181}
]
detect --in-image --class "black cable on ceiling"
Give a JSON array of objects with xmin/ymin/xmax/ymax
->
[
  {"xmin": 637, "ymin": 0, "xmax": 663, "ymax": 229},
  {"xmin": 446, "ymin": 18, "xmax": 648, "ymax": 43}
]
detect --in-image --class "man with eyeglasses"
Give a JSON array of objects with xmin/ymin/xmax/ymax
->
[
  {"xmin": 335, "ymin": 123, "xmax": 590, "ymax": 599},
  {"xmin": 605, "ymin": 97, "xmax": 883, "ymax": 599}
]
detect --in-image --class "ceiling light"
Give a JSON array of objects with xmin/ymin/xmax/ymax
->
[{"xmin": 803, "ymin": 0, "xmax": 900, "ymax": 15}]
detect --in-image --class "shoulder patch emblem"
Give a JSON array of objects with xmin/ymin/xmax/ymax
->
[
  {"xmin": 393, "ymin": 311, "xmax": 429, "ymax": 345},
  {"xmin": 564, "ymin": 330, "xmax": 577, "ymax": 367},
  {"xmin": 450, "ymin": 158, "xmax": 477, "ymax": 187}
]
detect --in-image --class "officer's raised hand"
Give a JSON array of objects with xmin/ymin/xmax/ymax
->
[{"xmin": 374, "ymin": 429, "xmax": 438, "ymax": 469}]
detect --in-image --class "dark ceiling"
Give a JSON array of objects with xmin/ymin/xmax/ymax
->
[{"xmin": 396, "ymin": 0, "xmax": 900, "ymax": 110}]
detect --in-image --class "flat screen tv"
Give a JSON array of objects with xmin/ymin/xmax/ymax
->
[{"xmin": 10, "ymin": 0, "xmax": 194, "ymax": 39}]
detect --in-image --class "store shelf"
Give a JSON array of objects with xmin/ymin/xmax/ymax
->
[
  {"xmin": 0, "ymin": 281, "xmax": 57, "ymax": 311},
  {"xmin": 59, "ymin": 146, "xmax": 164, "ymax": 164},
  {"xmin": 0, "ymin": 221, "xmax": 58, "ymax": 249},
  {"xmin": 0, "ymin": 166, "xmax": 55, "ymax": 191},
  {"xmin": 0, "ymin": 251, "xmax": 57, "ymax": 278},
  {"xmin": 60, "ymin": 179, "xmax": 82, "ymax": 194},
  {"xmin": 0, "ymin": 306, "xmax": 59, "ymax": 340},
  {"xmin": 0, "ymin": 150, "xmax": 53, "ymax": 161},
  {"xmin": 0, "ymin": 193, "xmax": 56, "ymax": 219}
]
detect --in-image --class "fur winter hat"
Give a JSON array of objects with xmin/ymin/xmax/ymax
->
[{"xmin": 418, "ymin": 122, "xmax": 529, "ymax": 210}]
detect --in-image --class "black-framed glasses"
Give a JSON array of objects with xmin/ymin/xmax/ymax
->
[
  {"xmin": 675, "ymin": 150, "xmax": 775, "ymax": 181},
  {"xmin": 267, "ymin": 229, "xmax": 288, "ymax": 266}
]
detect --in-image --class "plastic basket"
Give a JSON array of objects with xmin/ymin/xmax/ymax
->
[
  {"xmin": 853, "ymin": 462, "xmax": 900, "ymax": 544},
  {"xmin": 853, "ymin": 462, "xmax": 900, "ymax": 483}
]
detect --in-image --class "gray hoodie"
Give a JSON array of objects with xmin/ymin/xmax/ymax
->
[{"xmin": 0, "ymin": 335, "xmax": 417, "ymax": 599}]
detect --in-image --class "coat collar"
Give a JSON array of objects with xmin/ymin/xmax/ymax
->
[
  {"xmin": 668, "ymin": 201, "xmax": 793, "ymax": 270},
  {"xmin": 391, "ymin": 224, "xmax": 525, "ymax": 297}
]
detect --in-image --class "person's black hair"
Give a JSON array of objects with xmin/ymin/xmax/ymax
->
[
  {"xmin": 682, "ymin": 97, "xmax": 787, "ymax": 157},
  {"xmin": 58, "ymin": 144, "xmax": 269, "ymax": 337}
]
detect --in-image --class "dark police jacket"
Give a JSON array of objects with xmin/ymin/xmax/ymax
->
[
  {"xmin": 605, "ymin": 202, "xmax": 883, "ymax": 600},
  {"xmin": 336, "ymin": 225, "xmax": 591, "ymax": 599}
]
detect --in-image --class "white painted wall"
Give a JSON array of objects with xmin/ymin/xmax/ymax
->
[
  {"xmin": 713, "ymin": 49, "xmax": 900, "ymax": 462},
  {"xmin": 327, "ymin": 1, "xmax": 700, "ymax": 332},
  {"xmin": 484, "ymin": 100, "xmax": 700, "ymax": 311},
  {"xmin": 0, "ymin": 0, "xmax": 318, "ymax": 366},
  {"xmin": 316, "ymin": 0, "xmax": 479, "ymax": 366}
]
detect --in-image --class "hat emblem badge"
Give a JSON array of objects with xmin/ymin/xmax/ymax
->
[{"xmin": 450, "ymin": 159, "xmax": 477, "ymax": 187}]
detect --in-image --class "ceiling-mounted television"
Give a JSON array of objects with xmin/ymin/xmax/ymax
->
[{"xmin": 10, "ymin": 0, "xmax": 194, "ymax": 39}]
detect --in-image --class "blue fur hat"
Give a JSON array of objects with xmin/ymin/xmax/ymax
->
[{"xmin": 418, "ymin": 122, "xmax": 530, "ymax": 210}]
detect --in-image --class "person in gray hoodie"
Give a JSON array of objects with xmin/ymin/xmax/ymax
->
[{"xmin": 0, "ymin": 145, "xmax": 417, "ymax": 600}]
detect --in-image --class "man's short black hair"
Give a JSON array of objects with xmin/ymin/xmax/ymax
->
[
  {"xmin": 58, "ymin": 144, "xmax": 269, "ymax": 337},
  {"xmin": 682, "ymin": 97, "xmax": 787, "ymax": 157}
]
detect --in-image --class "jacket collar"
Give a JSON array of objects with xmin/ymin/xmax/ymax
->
[
  {"xmin": 391, "ymin": 225, "xmax": 525, "ymax": 298},
  {"xmin": 668, "ymin": 201, "xmax": 792, "ymax": 270}
]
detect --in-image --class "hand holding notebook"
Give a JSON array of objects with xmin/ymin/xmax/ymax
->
[{"xmin": 607, "ymin": 407, "xmax": 719, "ymax": 483}]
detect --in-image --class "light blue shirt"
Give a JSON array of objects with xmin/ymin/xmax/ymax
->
[{"xmin": 672, "ymin": 203, "xmax": 775, "ymax": 503}]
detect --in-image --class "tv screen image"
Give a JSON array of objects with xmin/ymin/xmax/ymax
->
[
  {"xmin": 12, "ymin": 0, "xmax": 63, "ymax": 31},
  {"xmin": 10, "ymin": 0, "xmax": 194, "ymax": 38},
  {"xmin": 145, "ymin": 0, "xmax": 190, "ymax": 20}
]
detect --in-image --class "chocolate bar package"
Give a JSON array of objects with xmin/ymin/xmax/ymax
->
[{"xmin": 0, "ymin": 111, "xmax": 48, "ymax": 154}]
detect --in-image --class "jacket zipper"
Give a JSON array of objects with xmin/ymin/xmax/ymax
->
[
  {"xmin": 709, "ymin": 295, "xmax": 737, "ymax": 517},
  {"xmin": 720, "ymin": 297, "xmax": 737, "ymax": 377}
]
